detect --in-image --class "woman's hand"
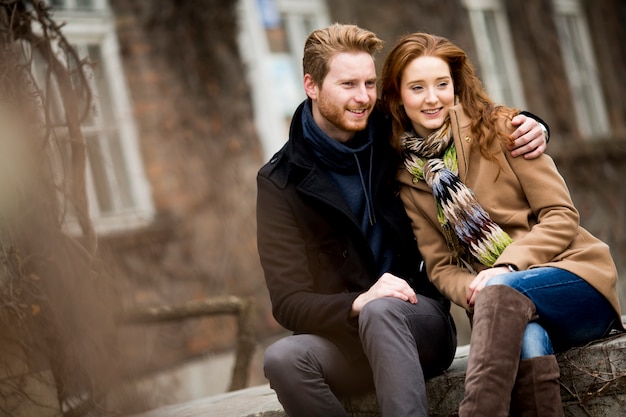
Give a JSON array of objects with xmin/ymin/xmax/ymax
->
[{"xmin": 466, "ymin": 266, "xmax": 511, "ymax": 308}]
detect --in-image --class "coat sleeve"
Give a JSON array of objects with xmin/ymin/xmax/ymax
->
[
  {"xmin": 256, "ymin": 172, "xmax": 360, "ymax": 340},
  {"xmin": 494, "ymin": 146, "xmax": 580, "ymax": 269},
  {"xmin": 398, "ymin": 169, "xmax": 475, "ymax": 310}
]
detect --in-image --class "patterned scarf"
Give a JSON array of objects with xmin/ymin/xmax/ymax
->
[{"xmin": 401, "ymin": 119, "xmax": 512, "ymax": 267}]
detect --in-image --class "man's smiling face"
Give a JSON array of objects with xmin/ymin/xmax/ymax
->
[{"xmin": 305, "ymin": 52, "xmax": 377, "ymax": 143}]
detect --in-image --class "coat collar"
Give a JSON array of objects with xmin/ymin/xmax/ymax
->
[
  {"xmin": 277, "ymin": 100, "xmax": 398, "ymax": 225},
  {"xmin": 284, "ymin": 100, "xmax": 395, "ymax": 193},
  {"xmin": 281, "ymin": 101, "xmax": 357, "ymax": 221},
  {"xmin": 448, "ymin": 104, "xmax": 473, "ymax": 181}
]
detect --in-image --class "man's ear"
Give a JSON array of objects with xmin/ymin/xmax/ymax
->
[{"xmin": 304, "ymin": 74, "xmax": 318, "ymax": 100}]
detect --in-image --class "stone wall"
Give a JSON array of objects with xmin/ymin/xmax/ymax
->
[{"xmin": 102, "ymin": 0, "xmax": 273, "ymax": 376}]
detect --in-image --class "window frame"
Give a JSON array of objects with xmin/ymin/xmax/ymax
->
[
  {"xmin": 37, "ymin": 2, "xmax": 155, "ymax": 235},
  {"xmin": 552, "ymin": 0, "xmax": 610, "ymax": 138},
  {"xmin": 461, "ymin": 0, "xmax": 527, "ymax": 108},
  {"xmin": 238, "ymin": 0, "xmax": 330, "ymax": 160}
]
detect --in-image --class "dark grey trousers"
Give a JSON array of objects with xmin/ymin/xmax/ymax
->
[{"xmin": 263, "ymin": 296, "xmax": 456, "ymax": 417}]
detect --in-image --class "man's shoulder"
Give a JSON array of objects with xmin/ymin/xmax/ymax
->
[
  {"xmin": 258, "ymin": 145, "xmax": 286, "ymax": 177},
  {"xmin": 257, "ymin": 142, "xmax": 297, "ymax": 190}
]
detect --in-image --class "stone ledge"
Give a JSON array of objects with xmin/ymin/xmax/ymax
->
[
  {"xmin": 343, "ymin": 332, "xmax": 626, "ymax": 417},
  {"xmin": 127, "ymin": 384, "xmax": 284, "ymax": 417},
  {"xmin": 128, "ymin": 331, "xmax": 626, "ymax": 417}
]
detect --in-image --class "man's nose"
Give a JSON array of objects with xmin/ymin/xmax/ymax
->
[{"xmin": 354, "ymin": 86, "xmax": 370, "ymax": 103}]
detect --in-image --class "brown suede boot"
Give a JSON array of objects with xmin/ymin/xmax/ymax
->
[
  {"xmin": 510, "ymin": 355, "xmax": 565, "ymax": 417},
  {"xmin": 458, "ymin": 285, "xmax": 536, "ymax": 417}
]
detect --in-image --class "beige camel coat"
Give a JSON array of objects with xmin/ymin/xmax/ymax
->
[{"xmin": 398, "ymin": 104, "xmax": 621, "ymax": 316}]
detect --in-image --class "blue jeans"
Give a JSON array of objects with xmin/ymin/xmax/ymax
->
[{"xmin": 486, "ymin": 267, "xmax": 618, "ymax": 358}]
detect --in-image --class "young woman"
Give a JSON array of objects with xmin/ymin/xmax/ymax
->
[{"xmin": 380, "ymin": 32, "xmax": 623, "ymax": 416}]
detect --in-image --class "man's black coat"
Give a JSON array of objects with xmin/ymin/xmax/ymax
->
[{"xmin": 256, "ymin": 101, "xmax": 449, "ymax": 358}]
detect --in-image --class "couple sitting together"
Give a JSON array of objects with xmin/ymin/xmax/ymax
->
[{"xmin": 256, "ymin": 23, "xmax": 623, "ymax": 417}]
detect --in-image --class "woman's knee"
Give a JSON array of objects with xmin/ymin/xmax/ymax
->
[
  {"xmin": 485, "ymin": 273, "xmax": 516, "ymax": 287},
  {"xmin": 521, "ymin": 322, "xmax": 554, "ymax": 359}
]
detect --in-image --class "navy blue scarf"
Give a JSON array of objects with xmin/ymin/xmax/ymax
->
[{"xmin": 302, "ymin": 101, "xmax": 392, "ymax": 275}]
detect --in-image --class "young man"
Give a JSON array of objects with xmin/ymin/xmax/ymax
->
[{"xmin": 256, "ymin": 23, "xmax": 548, "ymax": 417}]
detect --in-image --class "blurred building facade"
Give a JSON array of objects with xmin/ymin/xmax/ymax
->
[{"xmin": 46, "ymin": 0, "xmax": 625, "ymax": 390}]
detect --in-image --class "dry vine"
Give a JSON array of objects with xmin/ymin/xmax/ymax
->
[
  {"xmin": 557, "ymin": 332, "xmax": 626, "ymax": 415},
  {"xmin": 0, "ymin": 1, "xmax": 125, "ymax": 416}
]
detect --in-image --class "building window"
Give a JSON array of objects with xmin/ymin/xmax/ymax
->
[
  {"xmin": 461, "ymin": 0, "xmax": 527, "ymax": 108},
  {"xmin": 238, "ymin": 0, "xmax": 330, "ymax": 160},
  {"xmin": 49, "ymin": 0, "xmax": 103, "ymax": 10},
  {"xmin": 552, "ymin": 0, "xmax": 609, "ymax": 138},
  {"xmin": 34, "ymin": 0, "xmax": 154, "ymax": 235}
]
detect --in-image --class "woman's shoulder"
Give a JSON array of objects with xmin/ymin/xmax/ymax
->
[
  {"xmin": 450, "ymin": 103, "xmax": 517, "ymax": 128},
  {"xmin": 494, "ymin": 106, "xmax": 519, "ymax": 133},
  {"xmin": 397, "ymin": 165, "xmax": 415, "ymax": 187}
]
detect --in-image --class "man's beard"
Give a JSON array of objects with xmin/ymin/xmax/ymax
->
[{"xmin": 317, "ymin": 94, "xmax": 370, "ymax": 134}]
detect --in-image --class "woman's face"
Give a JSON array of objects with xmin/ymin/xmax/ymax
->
[{"xmin": 400, "ymin": 56, "xmax": 455, "ymax": 138}]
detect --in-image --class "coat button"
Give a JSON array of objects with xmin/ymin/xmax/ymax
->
[{"xmin": 464, "ymin": 136, "xmax": 471, "ymax": 143}]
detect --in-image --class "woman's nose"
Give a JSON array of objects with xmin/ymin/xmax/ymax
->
[{"xmin": 425, "ymin": 88, "xmax": 437, "ymax": 103}]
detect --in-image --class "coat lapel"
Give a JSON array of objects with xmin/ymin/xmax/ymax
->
[
  {"xmin": 449, "ymin": 105, "xmax": 473, "ymax": 182},
  {"xmin": 297, "ymin": 165, "xmax": 360, "ymax": 226}
]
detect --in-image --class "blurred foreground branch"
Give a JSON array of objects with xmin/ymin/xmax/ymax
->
[{"xmin": 0, "ymin": 2, "xmax": 120, "ymax": 417}]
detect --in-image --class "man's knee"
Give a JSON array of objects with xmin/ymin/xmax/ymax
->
[
  {"xmin": 359, "ymin": 297, "xmax": 418, "ymax": 339},
  {"xmin": 264, "ymin": 338, "xmax": 300, "ymax": 378},
  {"xmin": 264, "ymin": 335, "xmax": 334, "ymax": 379},
  {"xmin": 361, "ymin": 296, "xmax": 410, "ymax": 319},
  {"xmin": 360, "ymin": 297, "xmax": 391, "ymax": 318}
]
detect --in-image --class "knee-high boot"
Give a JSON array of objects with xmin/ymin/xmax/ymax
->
[
  {"xmin": 510, "ymin": 355, "xmax": 564, "ymax": 417},
  {"xmin": 458, "ymin": 285, "xmax": 536, "ymax": 417}
]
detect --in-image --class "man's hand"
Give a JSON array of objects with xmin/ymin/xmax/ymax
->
[
  {"xmin": 351, "ymin": 273, "xmax": 417, "ymax": 317},
  {"xmin": 508, "ymin": 113, "xmax": 548, "ymax": 159}
]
